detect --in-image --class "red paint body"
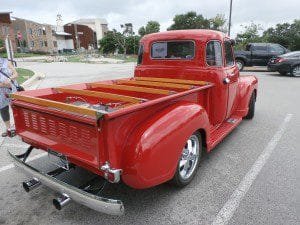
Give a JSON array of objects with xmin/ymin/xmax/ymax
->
[{"xmin": 12, "ymin": 30, "xmax": 257, "ymax": 189}]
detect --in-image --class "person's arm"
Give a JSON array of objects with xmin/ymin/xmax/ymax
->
[
  {"xmin": 0, "ymin": 80, "xmax": 12, "ymax": 88},
  {"xmin": 8, "ymin": 61, "xmax": 18, "ymax": 80}
]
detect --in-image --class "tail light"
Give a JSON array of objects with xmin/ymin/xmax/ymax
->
[{"xmin": 275, "ymin": 57, "xmax": 286, "ymax": 63}]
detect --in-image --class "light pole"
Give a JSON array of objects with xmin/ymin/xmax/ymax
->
[{"xmin": 228, "ymin": 0, "xmax": 233, "ymax": 37}]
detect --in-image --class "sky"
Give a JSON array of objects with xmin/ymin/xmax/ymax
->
[{"xmin": 1, "ymin": 0, "xmax": 299, "ymax": 37}]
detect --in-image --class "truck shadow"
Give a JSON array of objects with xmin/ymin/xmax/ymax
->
[{"xmin": 19, "ymin": 124, "xmax": 244, "ymax": 224}]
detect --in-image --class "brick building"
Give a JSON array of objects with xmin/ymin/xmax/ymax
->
[
  {"xmin": 11, "ymin": 17, "xmax": 55, "ymax": 53},
  {"xmin": 0, "ymin": 12, "xmax": 17, "ymax": 52},
  {"xmin": 64, "ymin": 23, "xmax": 97, "ymax": 49}
]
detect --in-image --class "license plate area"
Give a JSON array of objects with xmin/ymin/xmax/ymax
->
[{"xmin": 48, "ymin": 149, "xmax": 70, "ymax": 170}]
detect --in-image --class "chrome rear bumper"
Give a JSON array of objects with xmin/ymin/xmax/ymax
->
[{"xmin": 8, "ymin": 150, "xmax": 124, "ymax": 216}]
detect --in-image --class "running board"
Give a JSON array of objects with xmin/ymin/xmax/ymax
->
[{"xmin": 208, "ymin": 116, "xmax": 242, "ymax": 151}]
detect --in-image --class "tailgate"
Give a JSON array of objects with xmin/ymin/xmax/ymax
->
[{"xmin": 12, "ymin": 101, "xmax": 101, "ymax": 169}]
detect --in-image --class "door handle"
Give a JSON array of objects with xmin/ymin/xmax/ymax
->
[{"xmin": 223, "ymin": 77, "xmax": 230, "ymax": 84}]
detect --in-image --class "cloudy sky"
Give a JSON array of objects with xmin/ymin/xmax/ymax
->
[{"xmin": 1, "ymin": 0, "xmax": 299, "ymax": 37}]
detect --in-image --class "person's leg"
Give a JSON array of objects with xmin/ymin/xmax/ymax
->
[{"xmin": 0, "ymin": 105, "xmax": 14, "ymax": 137}]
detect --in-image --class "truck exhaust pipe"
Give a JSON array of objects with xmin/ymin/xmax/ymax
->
[
  {"xmin": 53, "ymin": 193, "xmax": 71, "ymax": 210},
  {"xmin": 22, "ymin": 178, "xmax": 41, "ymax": 192}
]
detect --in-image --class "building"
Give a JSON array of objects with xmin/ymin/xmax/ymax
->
[
  {"xmin": 64, "ymin": 23, "xmax": 97, "ymax": 50},
  {"xmin": 11, "ymin": 17, "xmax": 54, "ymax": 53},
  {"xmin": 67, "ymin": 18, "xmax": 108, "ymax": 48},
  {"xmin": 0, "ymin": 12, "xmax": 17, "ymax": 52},
  {"xmin": 51, "ymin": 14, "xmax": 74, "ymax": 53}
]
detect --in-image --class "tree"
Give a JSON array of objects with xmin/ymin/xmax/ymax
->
[
  {"xmin": 99, "ymin": 28, "xmax": 140, "ymax": 55},
  {"xmin": 113, "ymin": 30, "xmax": 127, "ymax": 55},
  {"xmin": 168, "ymin": 11, "xmax": 210, "ymax": 30},
  {"xmin": 262, "ymin": 20, "xmax": 300, "ymax": 50},
  {"xmin": 125, "ymin": 35, "xmax": 141, "ymax": 54},
  {"xmin": 235, "ymin": 23, "xmax": 264, "ymax": 50},
  {"xmin": 98, "ymin": 31, "xmax": 118, "ymax": 54},
  {"xmin": 138, "ymin": 21, "xmax": 160, "ymax": 36},
  {"xmin": 290, "ymin": 20, "xmax": 300, "ymax": 50},
  {"xmin": 210, "ymin": 14, "xmax": 227, "ymax": 32}
]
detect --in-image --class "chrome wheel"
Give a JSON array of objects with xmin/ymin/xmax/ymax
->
[
  {"xmin": 292, "ymin": 65, "xmax": 300, "ymax": 77},
  {"xmin": 236, "ymin": 61, "xmax": 243, "ymax": 70},
  {"xmin": 178, "ymin": 135, "xmax": 200, "ymax": 180}
]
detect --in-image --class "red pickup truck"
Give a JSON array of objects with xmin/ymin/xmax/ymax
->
[{"xmin": 9, "ymin": 30, "xmax": 257, "ymax": 215}]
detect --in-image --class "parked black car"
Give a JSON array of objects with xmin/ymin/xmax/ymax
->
[
  {"xmin": 267, "ymin": 51, "xmax": 300, "ymax": 77},
  {"xmin": 234, "ymin": 43, "xmax": 289, "ymax": 71}
]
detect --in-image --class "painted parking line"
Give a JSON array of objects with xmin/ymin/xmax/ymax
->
[
  {"xmin": 0, "ymin": 152, "xmax": 47, "ymax": 173},
  {"xmin": 1, "ymin": 143, "xmax": 28, "ymax": 148},
  {"xmin": 211, "ymin": 114, "xmax": 293, "ymax": 225}
]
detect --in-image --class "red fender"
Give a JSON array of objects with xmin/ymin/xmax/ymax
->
[
  {"xmin": 236, "ymin": 75, "xmax": 258, "ymax": 117},
  {"xmin": 121, "ymin": 101, "xmax": 209, "ymax": 189}
]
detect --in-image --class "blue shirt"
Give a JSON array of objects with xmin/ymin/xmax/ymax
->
[{"xmin": 0, "ymin": 58, "xmax": 17, "ymax": 109}]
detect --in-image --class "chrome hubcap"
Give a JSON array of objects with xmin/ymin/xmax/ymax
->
[
  {"xmin": 293, "ymin": 66, "xmax": 300, "ymax": 76},
  {"xmin": 236, "ymin": 62, "xmax": 243, "ymax": 70},
  {"xmin": 179, "ymin": 135, "xmax": 199, "ymax": 180}
]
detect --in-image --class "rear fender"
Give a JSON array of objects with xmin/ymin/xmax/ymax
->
[
  {"xmin": 121, "ymin": 102, "xmax": 209, "ymax": 189},
  {"xmin": 236, "ymin": 75, "xmax": 258, "ymax": 117}
]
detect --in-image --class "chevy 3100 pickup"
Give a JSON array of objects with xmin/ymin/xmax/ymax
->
[{"xmin": 8, "ymin": 30, "xmax": 258, "ymax": 215}]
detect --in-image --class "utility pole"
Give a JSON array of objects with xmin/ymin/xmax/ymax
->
[
  {"xmin": 228, "ymin": 0, "xmax": 233, "ymax": 37},
  {"xmin": 74, "ymin": 24, "xmax": 80, "ymax": 49}
]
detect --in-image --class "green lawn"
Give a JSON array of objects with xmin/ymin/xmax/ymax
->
[
  {"xmin": 16, "ymin": 68, "xmax": 34, "ymax": 84},
  {"xmin": 0, "ymin": 52, "xmax": 47, "ymax": 58},
  {"xmin": 66, "ymin": 56, "xmax": 82, "ymax": 62}
]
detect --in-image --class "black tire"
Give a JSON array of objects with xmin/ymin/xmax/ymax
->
[
  {"xmin": 244, "ymin": 92, "xmax": 256, "ymax": 119},
  {"xmin": 236, "ymin": 59, "xmax": 245, "ymax": 71},
  {"xmin": 290, "ymin": 65, "xmax": 300, "ymax": 77},
  {"xmin": 279, "ymin": 71, "xmax": 287, "ymax": 76},
  {"xmin": 171, "ymin": 132, "xmax": 202, "ymax": 187}
]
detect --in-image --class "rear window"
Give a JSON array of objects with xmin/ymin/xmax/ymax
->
[{"xmin": 151, "ymin": 41, "xmax": 195, "ymax": 59}]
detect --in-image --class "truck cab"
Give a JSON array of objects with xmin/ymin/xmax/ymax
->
[{"xmin": 135, "ymin": 30, "xmax": 253, "ymax": 125}]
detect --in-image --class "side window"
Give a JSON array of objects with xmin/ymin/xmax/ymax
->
[
  {"xmin": 224, "ymin": 41, "xmax": 234, "ymax": 67},
  {"xmin": 252, "ymin": 45, "xmax": 267, "ymax": 52},
  {"xmin": 137, "ymin": 44, "xmax": 143, "ymax": 65},
  {"xmin": 269, "ymin": 44, "xmax": 285, "ymax": 54},
  {"xmin": 206, "ymin": 41, "xmax": 223, "ymax": 66}
]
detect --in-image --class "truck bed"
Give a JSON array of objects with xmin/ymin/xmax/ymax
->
[
  {"xmin": 12, "ymin": 77, "xmax": 212, "ymax": 119},
  {"xmin": 11, "ymin": 77, "xmax": 213, "ymax": 174}
]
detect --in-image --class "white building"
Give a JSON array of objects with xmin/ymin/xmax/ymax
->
[
  {"xmin": 69, "ymin": 18, "xmax": 108, "ymax": 48},
  {"xmin": 52, "ymin": 14, "xmax": 74, "ymax": 53}
]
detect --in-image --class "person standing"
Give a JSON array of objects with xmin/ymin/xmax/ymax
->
[{"xmin": 0, "ymin": 56, "xmax": 18, "ymax": 137}]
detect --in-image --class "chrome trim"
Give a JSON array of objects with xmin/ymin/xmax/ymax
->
[
  {"xmin": 53, "ymin": 193, "xmax": 71, "ymax": 210},
  {"xmin": 8, "ymin": 151, "xmax": 124, "ymax": 216},
  {"xmin": 22, "ymin": 178, "xmax": 41, "ymax": 192}
]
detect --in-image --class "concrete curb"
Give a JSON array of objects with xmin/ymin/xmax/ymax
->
[{"xmin": 22, "ymin": 71, "xmax": 46, "ymax": 89}]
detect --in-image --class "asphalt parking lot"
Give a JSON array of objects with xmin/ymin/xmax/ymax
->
[{"xmin": 0, "ymin": 63, "xmax": 299, "ymax": 225}]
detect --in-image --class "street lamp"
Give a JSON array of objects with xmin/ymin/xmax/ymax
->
[{"xmin": 228, "ymin": 0, "xmax": 233, "ymax": 37}]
